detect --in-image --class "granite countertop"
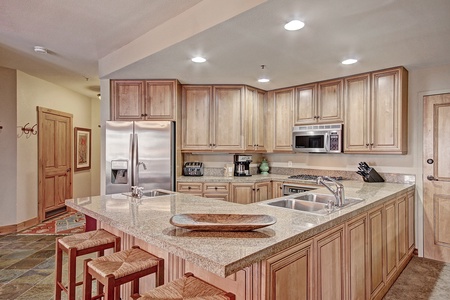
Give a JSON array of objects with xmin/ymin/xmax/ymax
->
[{"xmin": 66, "ymin": 180, "xmax": 414, "ymax": 277}]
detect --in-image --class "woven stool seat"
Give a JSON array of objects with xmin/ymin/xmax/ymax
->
[
  {"xmin": 83, "ymin": 246, "xmax": 164, "ymax": 300},
  {"xmin": 59, "ymin": 229, "xmax": 119, "ymax": 250},
  {"xmin": 138, "ymin": 273, "xmax": 235, "ymax": 300},
  {"xmin": 55, "ymin": 229, "xmax": 121, "ymax": 300}
]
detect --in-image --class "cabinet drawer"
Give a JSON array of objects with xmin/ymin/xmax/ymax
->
[
  {"xmin": 177, "ymin": 182, "xmax": 203, "ymax": 193},
  {"xmin": 203, "ymin": 182, "xmax": 229, "ymax": 193}
]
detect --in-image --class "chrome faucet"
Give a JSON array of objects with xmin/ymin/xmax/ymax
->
[
  {"xmin": 316, "ymin": 176, "xmax": 345, "ymax": 207},
  {"xmin": 131, "ymin": 186, "xmax": 144, "ymax": 198}
]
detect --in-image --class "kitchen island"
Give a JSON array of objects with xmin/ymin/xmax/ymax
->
[{"xmin": 66, "ymin": 180, "xmax": 415, "ymax": 299}]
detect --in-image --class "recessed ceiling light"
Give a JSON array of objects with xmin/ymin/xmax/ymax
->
[
  {"xmin": 34, "ymin": 46, "xmax": 48, "ymax": 54},
  {"xmin": 342, "ymin": 58, "xmax": 358, "ymax": 65},
  {"xmin": 258, "ymin": 78, "xmax": 270, "ymax": 83},
  {"xmin": 284, "ymin": 20, "xmax": 305, "ymax": 31},
  {"xmin": 191, "ymin": 56, "xmax": 206, "ymax": 63}
]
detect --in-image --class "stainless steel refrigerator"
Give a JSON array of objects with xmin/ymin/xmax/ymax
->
[{"xmin": 105, "ymin": 121, "xmax": 175, "ymax": 195}]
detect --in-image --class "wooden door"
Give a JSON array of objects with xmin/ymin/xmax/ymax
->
[
  {"xmin": 423, "ymin": 93, "xmax": 450, "ymax": 262},
  {"xmin": 230, "ymin": 183, "xmax": 253, "ymax": 204},
  {"xmin": 254, "ymin": 181, "xmax": 271, "ymax": 202},
  {"xmin": 368, "ymin": 206, "xmax": 384, "ymax": 297},
  {"xmin": 317, "ymin": 79, "xmax": 344, "ymax": 124},
  {"xmin": 272, "ymin": 181, "xmax": 284, "ymax": 198},
  {"xmin": 344, "ymin": 73, "xmax": 370, "ymax": 153},
  {"xmin": 246, "ymin": 87, "xmax": 266, "ymax": 151},
  {"xmin": 110, "ymin": 80, "xmax": 144, "ymax": 120},
  {"xmin": 181, "ymin": 86, "xmax": 212, "ymax": 151},
  {"xmin": 384, "ymin": 199, "xmax": 397, "ymax": 282},
  {"xmin": 294, "ymin": 83, "xmax": 317, "ymax": 124},
  {"xmin": 213, "ymin": 86, "xmax": 245, "ymax": 151},
  {"xmin": 144, "ymin": 80, "xmax": 175, "ymax": 120},
  {"xmin": 37, "ymin": 107, "xmax": 73, "ymax": 221}
]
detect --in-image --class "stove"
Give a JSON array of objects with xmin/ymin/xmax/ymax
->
[{"xmin": 287, "ymin": 174, "xmax": 343, "ymax": 181}]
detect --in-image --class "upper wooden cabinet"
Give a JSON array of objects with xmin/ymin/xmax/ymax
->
[
  {"xmin": 294, "ymin": 79, "xmax": 344, "ymax": 125},
  {"xmin": 344, "ymin": 67, "xmax": 408, "ymax": 154},
  {"xmin": 246, "ymin": 87, "xmax": 266, "ymax": 152},
  {"xmin": 181, "ymin": 85, "xmax": 245, "ymax": 152},
  {"xmin": 267, "ymin": 87, "xmax": 294, "ymax": 152},
  {"xmin": 110, "ymin": 80, "xmax": 178, "ymax": 121}
]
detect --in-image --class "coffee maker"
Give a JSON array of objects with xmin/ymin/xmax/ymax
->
[{"xmin": 234, "ymin": 154, "xmax": 252, "ymax": 176}]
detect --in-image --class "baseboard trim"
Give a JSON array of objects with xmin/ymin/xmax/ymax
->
[{"xmin": 0, "ymin": 217, "xmax": 39, "ymax": 235}]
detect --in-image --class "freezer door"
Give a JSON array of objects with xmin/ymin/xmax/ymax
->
[
  {"xmin": 135, "ymin": 121, "xmax": 174, "ymax": 191},
  {"xmin": 105, "ymin": 121, "xmax": 133, "ymax": 194}
]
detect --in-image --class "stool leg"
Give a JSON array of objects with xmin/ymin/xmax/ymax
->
[
  {"xmin": 83, "ymin": 259, "xmax": 93, "ymax": 300},
  {"xmin": 105, "ymin": 274, "xmax": 115, "ymax": 300},
  {"xmin": 156, "ymin": 258, "xmax": 164, "ymax": 287},
  {"xmin": 131, "ymin": 277, "xmax": 139, "ymax": 298},
  {"xmin": 54, "ymin": 240, "xmax": 63, "ymax": 300},
  {"xmin": 67, "ymin": 248, "xmax": 77, "ymax": 300}
]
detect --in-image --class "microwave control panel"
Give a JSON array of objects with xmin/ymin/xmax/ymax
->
[{"xmin": 329, "ymin": 132, "xmax": 340, "ymax": 151}]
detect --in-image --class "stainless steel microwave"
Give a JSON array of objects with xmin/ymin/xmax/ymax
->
[{"xmin": 292, "ymin": 124, "xmax": 342, "ymax": 153}]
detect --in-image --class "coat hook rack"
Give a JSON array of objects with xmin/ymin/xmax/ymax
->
[{"xmin": 17, "ymin": 123, "xmax": 38, "ymax": 138}]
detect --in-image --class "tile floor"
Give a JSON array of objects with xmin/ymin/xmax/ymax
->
[{"xmin": 1, "ymin": 233, "xmax": 450, "ymax": 300}]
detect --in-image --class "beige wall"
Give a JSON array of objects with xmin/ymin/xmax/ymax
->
[
  {"xmin": 0, "ymin": 68, "xmax": 100, "ymax": 227},
  {"xmin": 0, "ymin": 68, "xmax": 18, "ymax": 226}
]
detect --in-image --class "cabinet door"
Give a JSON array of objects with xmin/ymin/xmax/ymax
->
[
  {"xmin": 346, "ymin": 215, "xmax": 368, "ymax": 300},
  {"xmin": 317, "ymin": 79, "xmax": 344, "ymax": 123},
  {"xmin": 254, "ymin": 181, "xmax": 271, "ymax": 203},
  {"xmin": 246, "ymin": 87, "xmax": 266, "ymax": 151},
  {"xmin": 213, "ymin": 86, "xmax": 245, "ymax": 151},
  {"xmin": 368, "ymin": 206, "xmax": 384, "ymax": 297},
  {"xmin": 407, "ymin": 191, "xmax": 415, "ymax": 252},
  {"xmin": 264, "ymin": 239, "xmax": 313, "ymax": 300},
  {"xmin": 315, "ymin": 225, "xmax": 345, "ymax": 300},
  {"xmin": 111, "ymin": 80, "xmax": 145, "ymax": 120},
  {"xmin": 344, "ymin": 74, "xmax": 370, "ymax": 153},
  {"xmin": 397, "ymin": 193, "xmax": 408, "ymax": 265},
  {"xmin": 272, "ymin": 88, "xmax": 294, "ymax": 151},
  {"xmin": 294, "ymin": 84, "xmax": 317, "ymax": 124},
  {"xmin": 384, "ymin": 199, "xmax": 397, "ymax": 282},
  {"xmin": 272, "ymin": 181, "xmax": 284, "ymax": 198},
  {"xmin": 145, "ymin": 81, "xmax": 175, "ymax": 120},
  {"xmin": 176, "ymin": 182, "xmax": 203, "ymax": 195},
  {"xmin": 203, "ymin": 182, "xmax": 229, "ymax": 201},
  {"xmin": 181, "ymin": 86, "xmax": 213, "ymax": 151},
  {"xmin": 370, "ymin": 67, "xmax": 408, "ymax": 153},
  {"xmin": 230, "ymin": 183, "xmax": 254, "ymax": 204}
]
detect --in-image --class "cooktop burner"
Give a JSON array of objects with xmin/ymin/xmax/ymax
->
[{"xmin": 288, "ymin": 174, "xmax": 343, "ymax": 181}]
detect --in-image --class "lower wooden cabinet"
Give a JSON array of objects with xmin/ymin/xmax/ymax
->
[
  {"xmin": 230, "ymin": 182, "xmax": 271, "ymax": 204},
  {"xmin": 263, "ymin": 239, "xmax": 313, "ymax": 300},
  {"xmin": 262, "ymin": 190, "xmax": 415, "ymax": 300},
  {"xmin": 203, "ymin": 182, "xmax": 230, "ymax": 201},
  {"xmin": 176, "ymin": 182, "xmax": 203, "ymax": 196},
  {"xmin": 271, "ymin": 181, "xmax": 284, "ymax": 198}
]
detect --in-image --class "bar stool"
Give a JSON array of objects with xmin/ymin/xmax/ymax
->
[
  {"xmin": 83, "ymin": 246, "xmax": 164, "ymax": 300},
  {"xmin": 137, "ymin": 273, "xmax": 235, "ymax": 300},
  {"xmin": 55, "ymin": 229, "xmax": 121, "ymax": 300}
]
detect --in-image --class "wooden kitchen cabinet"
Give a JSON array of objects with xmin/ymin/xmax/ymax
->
[
  {"xmin": 344, "ymin": 67, "xmax": 408, "ymax": 154},
  {"xmin": 315, "ymin": 225, "xmax": 345, "ymax": 300},
  {"xmin": 181, "ymin": 85, "xmax": 245, "ymax": 152},
  {"xmin": 110, "ymin": 80, "xmax": 178, "ymax": 120},
  {"xmin": 263, "ymin": 239, "xmax": 314, "ymax": 300},
  {"xmin": 230, "ymin": 181, "xmax": 271, "ymax": 204},
  {"xmin": 368, "ymin": 205, "xmax": 384, "ymax": 297},
  {"xmin": 271, "ymin": 181, "xmax": 284, "ymax": 198},
  {"xmin": 267, "ymin": 87, "xmax": 294, "ymax": 152},
  {"xmin": 176, "ymin": 182, "xmax": 203, "ymax": 196},
  {"xmin": 246, "ymin": 87, "xmax": 266, "ymax": 152},
  {"xmin": 203, "ymin": 182, "xmax": 230, "ymax": 201},
  {"xmin": 294, "ymin": 79, "xmax": 344, "ymax": 125}
]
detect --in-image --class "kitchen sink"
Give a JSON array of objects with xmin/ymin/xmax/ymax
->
[
  {"xmin": 265, "ymin": 193, "xmax": 364, "ymax": 215},
  {"xmin": 122, "ymin": 189, "xmax": 172, "ymax": 198}
]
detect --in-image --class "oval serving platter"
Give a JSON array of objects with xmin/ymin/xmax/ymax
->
[{"xmin": 169, "ymin": 213, "xmax": 276, "ymax": 231}]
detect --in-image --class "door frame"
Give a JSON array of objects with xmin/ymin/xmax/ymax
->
[
  {"xmin": 419, "ymin": 89, "xmax": 450, "ymax": 257},
  {"xmin": 37, "ymin": 107, "xmax": 73, "ymax": 222}
]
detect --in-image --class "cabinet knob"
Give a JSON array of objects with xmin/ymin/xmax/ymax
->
[
  {"xmin": 365, "ymin": 143, "xmax": 369, "ymax": 147},
  {"xmin": 188, "ymin": 186, "xmax": 191, "ymax": 190}
]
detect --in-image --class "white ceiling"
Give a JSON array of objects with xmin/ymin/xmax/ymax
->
[{"xmin": 1, "ymin": 0, "xmax": 450, "ymax": 99}]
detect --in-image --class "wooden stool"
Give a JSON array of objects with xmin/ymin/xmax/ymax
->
[
  {"xmin": 83, "ymin": 246, "xmax": 164, "ymax": 300},
  {"xmin": 137, "ymin": 273, "xmax": 235, "ymax": 300},
  {"xmin": 55, "ymin": 229, "xmax": 121, "ymax": 300}
]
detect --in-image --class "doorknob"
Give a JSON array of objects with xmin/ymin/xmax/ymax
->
[{"xmin": 427, "ymin": 175, "xmax": 439, "ymax": 181}]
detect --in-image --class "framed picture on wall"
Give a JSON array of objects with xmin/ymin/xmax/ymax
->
[{"xmin": 74, "ymin": 127, "xmax": 91, "ymax": 171}]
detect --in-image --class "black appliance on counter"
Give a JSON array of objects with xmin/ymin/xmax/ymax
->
[
  {"xmin": 182, "ymin": 162, "xmax": 204, "ymax": 176},
  {"xmin": 234, "ymin": 154, "xmax": 252, "ymax": 176}
]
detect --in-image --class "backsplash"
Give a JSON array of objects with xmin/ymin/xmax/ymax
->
[{"xmin": 202, "ymin": 166, "xmax": 415, "ymax": 184}]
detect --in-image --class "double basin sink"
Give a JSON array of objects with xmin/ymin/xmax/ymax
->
[
  {"xmin": 265, "ymin": 193, "xmax": 363, "ymax": 215},
  {"xmin": 122, "ymin": 189, "xmax": 173, "ymax": 198}
]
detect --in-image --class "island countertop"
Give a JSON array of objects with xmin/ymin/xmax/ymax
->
[{"xmin": 66, "ymin": 180, "xmax": 414, "ymax": 277}]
